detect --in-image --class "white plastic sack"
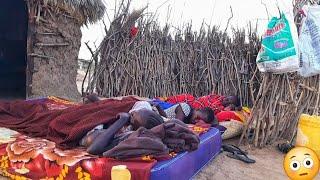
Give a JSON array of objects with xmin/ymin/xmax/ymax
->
[
  {"xmin": 220, "ymin": 120, "xmax": 244, "ymax": 140},
  {"xmin": 256, "ymin": 12, "xmax": 300, "ymax": 73},
  {"xmin": 298, "ymin": 5, "xmax": 320, "ymax": 77}
]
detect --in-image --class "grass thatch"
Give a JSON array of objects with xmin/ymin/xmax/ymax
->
[{"xmin": 28, "ymin": 0, "xmax": 106, "ymax": 24}]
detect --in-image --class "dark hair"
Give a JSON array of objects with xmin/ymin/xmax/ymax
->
[
  {"xmin": 200, "ymin": 107, "xmax": 216, "ymax": 125},
  {"xmin": 140, "ymin": 110, "xmax": 164, "ymax": 129},
  {"xmin": 233, "ymin": 96, "xmax": 241, "ymax": 107},
  {"xmin": 183, "ymin": 107, "xmax": 194, "ymax": 124}
]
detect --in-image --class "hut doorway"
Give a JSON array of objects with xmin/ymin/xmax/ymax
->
[{"xmin": 0, "ymin": 0, "xmax": 28, "ymax": 99}]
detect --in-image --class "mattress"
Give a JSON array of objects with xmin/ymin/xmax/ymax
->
[
  {"xmin": 0, "ymin": 97, "xmax": 222, "ymax": 180},
  {"xmin": 151, "ymin": 127, "xmax": 222, "ymax": 180}
]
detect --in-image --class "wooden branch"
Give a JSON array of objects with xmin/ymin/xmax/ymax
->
[
  {"xmin": 260, "ymin": 0, "xmax": 270, "ymax": 20},
  {"xmin": 28, "ymin": 53, "xmax": 56, "ymax": 59},
  {"xmin": 224, "ymin": 6, "xmax": 234, "ymax": 33},
  {"xmin": 35, "ymin": 43, "xmax": 69, "ymax": 47},
  {"xmin": 37, "ymin": 32, "xmax": 58, "ymax": 35}
]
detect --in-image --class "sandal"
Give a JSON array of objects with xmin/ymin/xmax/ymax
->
[
  {"xmin": 277, "ymin": 142, "xmax": 294, "ymax": 154},
  {"xmin": 226, "ymin": 151, "xmax": 256, "ymax": 164},
  {"xmin": 222, "ymin": 144, "xmax": 248, "ymax": 155},
  {"xmin": 222, "ymin": 144, "xmax": 255, "ymax": 164}
]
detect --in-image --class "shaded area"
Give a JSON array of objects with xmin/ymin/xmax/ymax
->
[{"xmin": 0, "ymin": 0, "xmax": 28, "ymax": 99}]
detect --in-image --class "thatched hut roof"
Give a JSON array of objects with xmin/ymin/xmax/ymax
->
[{"xmin": 28, "ymin": 0, "xmax": 106, "ymax": 24}]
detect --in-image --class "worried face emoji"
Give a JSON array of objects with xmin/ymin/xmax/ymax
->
[{"xmin": 283, "ymin": 147, "xmax": 319, "ymax": 180}]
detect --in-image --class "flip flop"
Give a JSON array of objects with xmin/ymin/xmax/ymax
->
[
  {"xmin": 226, "ymin": 151, "xmax": 256, "ymax": 164},
  {"xmin": 222, "ymin": 144, "xmax": 248, "ymax": 155},
  {"xmin": 277, "ymin": 142, "xmax": 293, "ymax": 154}
]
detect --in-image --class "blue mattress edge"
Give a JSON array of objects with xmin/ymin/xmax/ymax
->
[
  {"xmin": 150, "ymin": 128, "xmax": 222, "ymax": 180},
  {"xmin": 151, "ymin": 128, "xmax": 220, "ymax": 172}
]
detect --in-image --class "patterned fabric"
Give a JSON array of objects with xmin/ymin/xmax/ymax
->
[
  {"xmin": 165, "ymin": 94, "xmax": 225, "ymax": 114},
  {"xmin": 189, "ymin": 95, "xmax": 225, "ymax": 114},
  {"xmin": 163, "ymin": 103, "xmax": 191, "ymax": 119},
  {"xmin": 166, "ymin": 94, "xmax": 195, "ymax": 104},
  {"xmin": 0, "ymin": 129, "xmax": 156, "ymax": 180},
  {"xmin": 0, "ymin": 97, "xmax": 211, "ymax": 180},
  {"xmin": 0, "ymin": 98, "xmax": 156, "ymax": 180}
]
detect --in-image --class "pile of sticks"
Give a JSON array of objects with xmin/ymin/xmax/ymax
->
[
  {"xmin": 83, "ymin": 0, "xmax": 320, "ymax": 147},
  {"xmin": 83, "ymin": 1, "xmax": 261, "ymax": 107},
  {"xmin": 240, "ymin": 74, "xmax": 320, "ymax": 147},
  {"xmin": 239, "ymin": 0, "xmax": 320, "ymax": 147}
]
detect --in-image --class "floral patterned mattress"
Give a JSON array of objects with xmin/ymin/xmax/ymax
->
[
  {"xmin": 0, "ymin": 97, "xmax": 217, "ymax": 180},
  {"xmin": 0, "ymin": 127, "xmax": 159, "ymax": 180}
]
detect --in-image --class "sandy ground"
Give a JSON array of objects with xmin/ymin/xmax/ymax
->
[
  {"xmin": 195, "ymin": 139, "xmax": 320, "ymax": 180},
  {"xmin": 196, "ymin": 143, "xmax": 287, "ymax": 180}
]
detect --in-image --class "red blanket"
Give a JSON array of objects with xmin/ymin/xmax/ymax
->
[
  {"xmin": 0, "ymin": 97, "xmax": 211, "ymax": 180},
  {"xmin": 0, "ymin": 97, "xmax": 138, "ymax": 149},
  {"xmin": 165, "ymin": 93, "xmax": 225, "ymax": 114}
]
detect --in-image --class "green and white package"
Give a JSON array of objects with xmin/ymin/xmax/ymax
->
[{"xmin": 256, "ymin": 13, "xmax": 299, "ymax": 73}]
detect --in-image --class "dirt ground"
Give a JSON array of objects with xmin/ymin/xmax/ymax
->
[
  {"xmin": 196, "ymin": 143, "xmax": 287, "ymax": 180},
  {"xmin": 196, "ymin": 139, "xmax": 320, "ymax": 180}
]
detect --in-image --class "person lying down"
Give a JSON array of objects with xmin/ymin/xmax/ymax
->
[
  {"xmin": 84, "ymin": 93, "xmax": 217, "ymax": 125},
  {"xmin": 81, "ymin": 96, "xmax": 210, "ymax": 156},
  {"xmin": 0, "ymin": 95, "xmax": 200, "ymax": 158},
  {"xmin": 80, "ymin": 101, "xmax": 164, "ymax": 155},
  {"xmin": 158, "ymin": 101, "xmax": 217, "ymax": 126}
]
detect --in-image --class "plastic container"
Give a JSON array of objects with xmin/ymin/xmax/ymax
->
[
  {"xmin": 295, "ymin": 114, "xmax": 320, "ymax": 158},
  {"xmin": 111, "ymin": 165, "xmax": 131, "ymax": 180}
]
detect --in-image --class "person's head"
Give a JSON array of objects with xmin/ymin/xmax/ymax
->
[
  {"xmin": 222, "ymin": 96, "xmax": 240, "ymax": 107},
  {"xmin": 130, "ymin": 109, "xmax": 164, "ymax": 130},
  {"xmin": 192, "ymin": 107, "xmax": 217, "ymax": 126},
  {"xmin": 83, "ymin": 93, "xmax": 100, "ymax": 104}
]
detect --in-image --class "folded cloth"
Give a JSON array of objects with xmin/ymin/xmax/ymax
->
[
  {"xmin": 163, "ymin": 138, "xmax": 186, "ymax": 152},
  {"xmin": 151, "ymin": 120, "xmax": 200, "ymax": 152},
  {"xmin": 103, "ymin": 127, "xmax": 169, "ymax": 159},
  {"xmin": 104, "ymin": 120, "xmax": 200, "ymax": 159},
  {"xmin": 216, "ymin": 111, "xmax": 242, "ymax": 122},
  {"xmin": 152, "ymin": 99, "xmax": 174, "ymax": 110},
  {"xmin": 0, "ymin": 97, "xmax": 138, "ymax": 149}
]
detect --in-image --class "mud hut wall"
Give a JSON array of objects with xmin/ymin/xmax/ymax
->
[{"xmin": 26, "ymin": 3, "xmax": 81, "ymax": 100}]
